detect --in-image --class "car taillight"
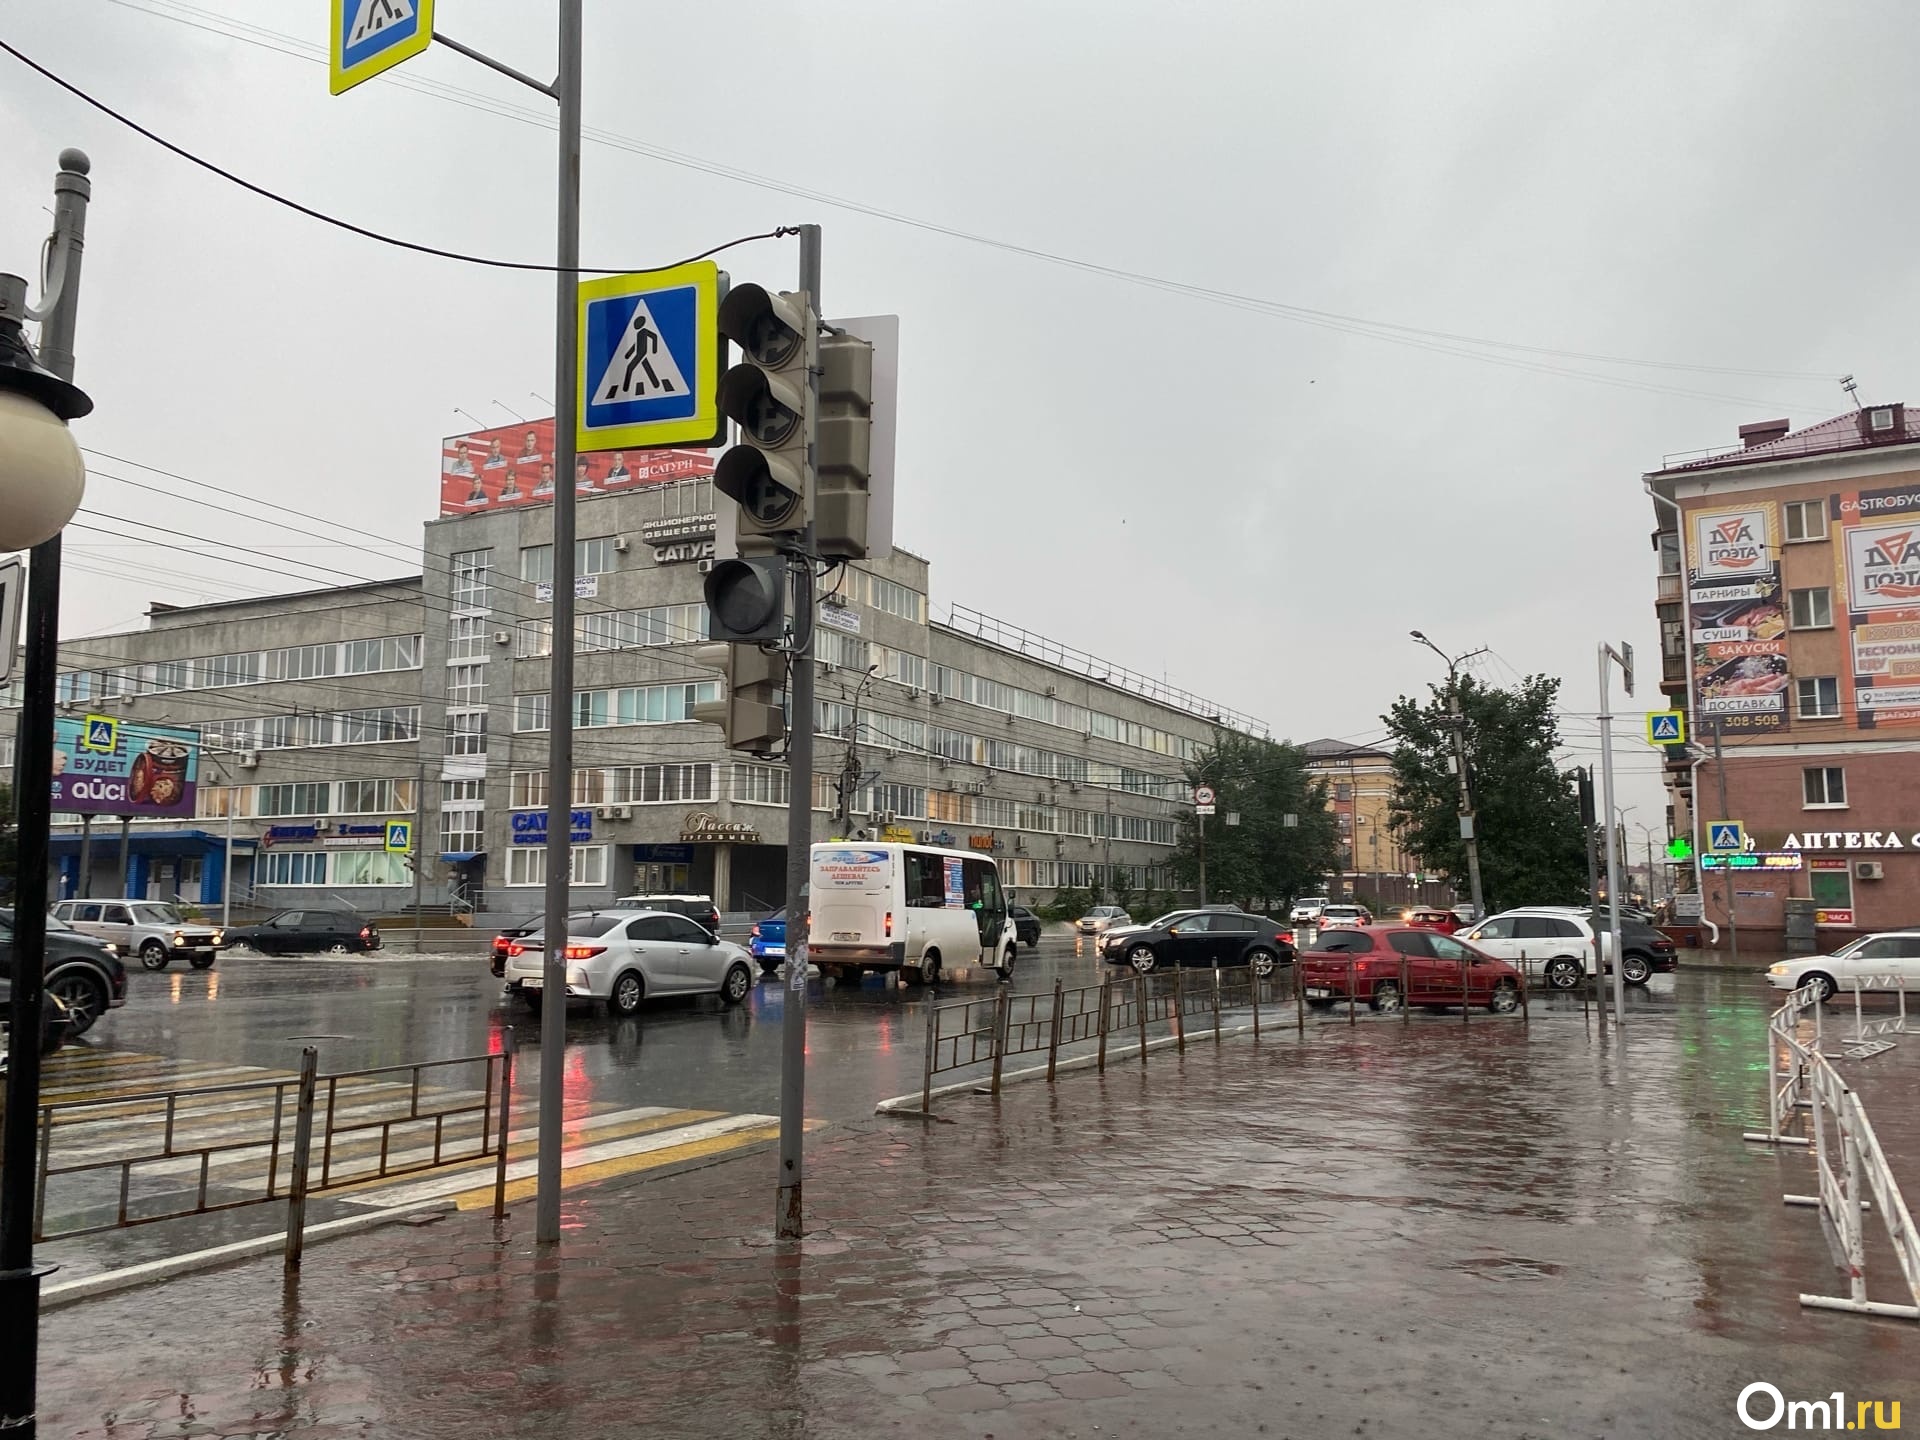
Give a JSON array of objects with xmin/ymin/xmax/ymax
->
[
  {"xmin": 751, "ymin": 924, "xmax": 762, "ymax": 939},
  {"xmin": 360, "ymin": 927, "xmax": 371, "ymax": 939},
  {"xmin": 562, "ymin": 945, "xmax": 606, "ymax": 960},
  {"xmin": 507, "ymin": 942, "xmax": 526, "ymax": 957},
  {"xmin": 885, "ymin": 911, "xmax": 894, "ymax": 938}
]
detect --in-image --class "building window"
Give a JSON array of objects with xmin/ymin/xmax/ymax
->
[
  {"xmin": 1796, "ymin": 677, "xmax": 1840, "ymax": 720},
  {"xmin": 731, "ymin": 763, "xmax": 790, "ymax": 807},
  {"xmin": 446, "ymin": 663, "xmax": 487, "ymax": 707},
  {"xmin": 578, "ymin": 537, "xmax": 617, "ymax": 576},
  {"xmin": 1656, "ymin": 530, "xmax": 1681, "ymax": 575},
  {"xmin": 342, "ymin": 635, "xmax": 422, "ymax": 674},
  {"xmin": 1789, "ymin": 587, "xmax": 1833, "ymax": 630},
  {"xmin": 338, "ymin": 779, "xmax": 413, "ymax": 814},
  {"xmin": 520, "ymin": 544, "xmax": 554, "ymax": 585},
  {"xmin": 258, "ymin": 850, "xmax": 327, "ymax": 886},
  {"xmin": 1810, "ymin": 861, "xmax": 1853, "ymax": 914},
  {"xmin": 447, "ymin": 614, "xmax": 488, "ymax": 661},
  {"xmin": 506, "ymin": 845, "xmax": 607, "ymax": 887},
  {"xmin": 332, "ymin": 852, "xmax": 410, "ymax": 886},
  {"xmin": 442, "ymin": 779, "xmax": 484, "ymax": 804},
  {"xmin": 441, "ymin": 804, "xmax": 484, "ymax": 854},
  {"xmin": 256, "ymin": 783, "xmax": 332, "ymax": 817},
  {"xmin": 1803, "ymin": 765, "xmax": 1847, "ymax": 808},
  {"xmin": 514, "ymin": 694, "xmax": 550, "ymax": 733},
  {"xmin": 517, "ymin": 620, "xmax": 553, "ymax": 659},
  {"xmin": 1870, "ymin": 406, "xmax": 1896, "ymax": 432},
  {"xmin": 450, "ymin": 550, "xmax": 491, "ymax": 611},
  {"xmin": 1784, "ymin": 500, "xmax": 1827, "ymax": 542},
  {"xmin": 447, "ymin": 710, "xmax": 487, "ymax": 756}
]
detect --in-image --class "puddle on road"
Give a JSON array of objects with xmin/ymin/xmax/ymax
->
[{"xmin": 1444, "ymin": 1254, "xmax": 1566, "ymax": 1282}]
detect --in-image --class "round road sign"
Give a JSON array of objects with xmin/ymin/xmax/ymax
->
[{"xmin": 1194, "ymin": 786, "xmax": 1216, "ymax": 806}]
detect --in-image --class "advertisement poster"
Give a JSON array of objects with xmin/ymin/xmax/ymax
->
[
  {"xmin": 1840, "ymin": 480, "xmax": 1920, "ymax": 728},
  {"xmin": 1686, "ymin": 503, "xmax": 1788, "ymax": 733},
  {"xmin": 439, "ymin": 417, "xmax": 714, "ymax": 517},
  {"xmin": 51, "ymin": 716, "xmax": 199, "ymax": 818}
]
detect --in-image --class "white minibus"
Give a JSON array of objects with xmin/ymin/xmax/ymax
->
[{"xmin": 808, "ymin": 842, "xmax": 1016, "ymax": 985}]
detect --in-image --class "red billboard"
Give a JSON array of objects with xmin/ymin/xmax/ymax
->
[{"xmin": 440, "ymin": 418, "xmax": 713, "ymax": 517}]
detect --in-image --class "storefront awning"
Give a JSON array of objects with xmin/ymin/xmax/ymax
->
[
  {"xmin": 46, "ymin": 829, "xmax": 259, "ymax": 856},
  {"xmin": 441, "ymin": 851, "xmax": 486, "ymax": 863}
]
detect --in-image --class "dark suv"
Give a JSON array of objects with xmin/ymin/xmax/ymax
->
[
  {"xmin": 1100, "ymin": 910, "xmax": 1295, "ymax": 976},
  {"xmin": 227, "ymin": 909, "xmax": 382, "ymax": 956},
  {"xmin": 0, "ymin": 908, "xmax": 129, "ymax": 1037}
]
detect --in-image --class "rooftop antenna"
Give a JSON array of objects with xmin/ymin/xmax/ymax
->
[{"xmin": 1840, "ymin": 374, "xmax": 1862, "ymax": 410}]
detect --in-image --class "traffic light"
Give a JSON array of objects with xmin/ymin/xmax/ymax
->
[
  {"xmin": 703, "ymin": 552, "xmax": 788, "ymax": 644},
  {"xmin": 690, "ymin": 642, "xmax": 788, "ymax": 755},
  {"xmin": 815, "ymin": 332, "xmax": 874, "ymax": 559},
  {"xmin": 714, "ymin": 283, "xmax": 816, "ymax": 553}
]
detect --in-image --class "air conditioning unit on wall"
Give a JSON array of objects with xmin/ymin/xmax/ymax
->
[{"xmin": 1856, "ymin": 860, "xmax": 1885, "ymax": 880}]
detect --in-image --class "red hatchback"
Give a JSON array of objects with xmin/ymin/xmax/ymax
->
[
  {"xmin": 1402, "ymin": 907, "xmax": 1462, "ymax": 935},
  {"xmin": 1298, "ymin": 923, "xmax": 1522, "ymax": 1014}
]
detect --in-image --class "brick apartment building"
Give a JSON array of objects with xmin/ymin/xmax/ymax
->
[{"xmin": 1648, "ymin": 402, "xmax": 1920, "ymax": 946}]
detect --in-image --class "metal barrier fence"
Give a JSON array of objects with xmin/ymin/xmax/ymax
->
[
  {"xmin": 1745, "ymin": 981, "xmax": 1919, "ymax": 1321},
  {"xmin": 32, "ymin": 1034, "xmax": 515, "ymax": 1268},
  {"xmin": 1844, "ymin": 974, "xmax": 1913, "ymax": 1053}
]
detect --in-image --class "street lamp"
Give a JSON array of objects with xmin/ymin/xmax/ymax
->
[
  {"xmin": 0, "ymin": 150, "xmax": 94, "ymax": 1440},
  {"xmin": 1408, "ymin": 630, "xmax": 1488, "ymax": 919}
]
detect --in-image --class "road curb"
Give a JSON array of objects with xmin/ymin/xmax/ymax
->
[
  {"xmin": 41, "ymin": 1200, "xmax": 456, "ymax": 1310},
  {"xmin": 875, "ymin": 1020, "xmax": 1266, "ymax": 1115}
]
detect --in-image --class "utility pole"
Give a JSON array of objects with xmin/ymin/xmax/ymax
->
[
  {"xmin": 0, "ymin": 146, "xmax": 94, "ymax": 1440},
  {"xmin": 1713, "ymin": 717, "xmax": 1740, "ymax": 966},
  {"xmin": 1597, "ymin": 641, "xmax": 1632, "ymax": 1028},
  {"xmin": 412, "ymin": 760, "xmax": 425, "ymax": 954},
  {"xmin": 776, "ymin": 222, "xmax": 822, "ymax": 1242},
  {"xmin": 1410, "ymin": 632, "xmax": 1486, "ymax": 919},
  {"xmin": 535, "ymin": 0, "xmax": 584, "ymax": 1249},
  {"xmin": 1197, "ymin": 810, "xmax": 1208, "ymax": 908},
  {"xmin": 1577, "ymin": 766, "xmax": 1604, "ymax": 1023}
]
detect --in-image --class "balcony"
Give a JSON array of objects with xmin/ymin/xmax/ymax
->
[{"xmin": 1657, "ymin": 572, "xmax": 1683, "ymax": 603}]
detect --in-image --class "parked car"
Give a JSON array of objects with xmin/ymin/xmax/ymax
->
[
  {"xmin": 749, "ymin": 908, "xmax": 787, "ymax": 973},
  {"xmin": 1100, "ymin": 909, "xmax": 1205, "ymax": 954},
  {"xmin": 1317, "ymin": 904, "xmax": 1371, "ymax": 929},
  {"xmin": 1768, "ymin": 932, "xmax": 1920, "ymax": 1000},
  {"xmin": 1075, "ymin": 906, "xmax": 1132, "ymax": 935},
  {"xmin": 491, "ymin": 913, "xmax": 550, "ymax": 978},
  {"xmin": 49, "ymin": 898, "xmax": 221, "ymax": 971},
  {"xmin": 1, "ymin": 984, "xmax": 73, "ymax": 1057},
  {"xmin": 1289, "ymin": 896, "xmax": 1330, "ymax": 924},
  {"xmin": 504, "ymin": 910, "xmax": 755, "ymax": 1016},
  {"xmin": 0, "ymin": 908, "xmax": 129, "ymax": 1037},
  {"xmin": 611, "ymin": 894, "xmax": 721, "ymax": 935},
  {"xmin": 1008, "ymin": 904, "xmax": 1042, "ymax": 950},
  {"xmin": 1402, "ymin": 907, "xmax": 1462, "ymax": 934},
  {"xmin": 1461, "ymin": 907, "xmax": 1676, "ymax": 989},
  {"xmin": 227, "ymin": 909, "xmax": 382, "ymax": 956},
  {"xmin": 1298, "ymin": 924, "xmax": 1522, "ymax": 1014},
  {"xmin": 1100, "ymin": 911, "xmax": 1294, "ymax": 976}
]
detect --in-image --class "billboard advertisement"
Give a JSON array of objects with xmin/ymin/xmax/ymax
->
[
  {"xmin": 51, "ymin": 715, "xmax": 200, "ymax": 818},
  {"xmin": 1686, "ymin": 503, "xmax": 1788, "ymax": 733},
  {"xmin": 439, "ymin": 417, "xmax": 714, "ymax": 517},
  {"xmin": 1839, "ymin": 481, "xmax": 1920, "ymax": 727}
]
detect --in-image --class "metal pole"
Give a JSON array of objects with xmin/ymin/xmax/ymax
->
[
  {"xmin": 283, "ymin": 1046, "xmax": 319, "ymax": 1269},
  {"xmin": 1448, "ymin": 679, "xmax": 1486, "ymax": 920},
  {"xmin": 1197, "ymin": 812, "xmax": 1208, "ymax": 908},
  {"xmin": 1598, "ymin": 646, "xmax": 1627, "ymax": 1027},
  {"xmin": 115, "ymin": 816, "xmax": 130, "ymax": 898},
  {"xmin": 412, "ymin": 761, "xmax": 424, "ymax": 954},
  {"xmin": 222, "ymin": 796, "xmax": 234, "ymax": 930},
  {"xmin": 77, "ymin": 814, "xmax": 93, "ymax": 899},
  {"xmin": 535, "ymin": 0, "xmax": 583, "ymax": 1248},
  {"xmin": 493, "ymin": 1029, "xmax": 515, "ymax": 1220},
  {"xmin": 776, "ymin": 222, "xmax": 821, "ymax": 1242},
  {"xmin": 1713, "ymin": 717, "xmax": 1740, "ymax": 968},
  {"xmin": 1, "ymin": 148, "xmax": 89, "ymax": 1440}
]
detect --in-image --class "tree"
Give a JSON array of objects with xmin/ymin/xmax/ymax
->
[
  {"xmin": 1382, "ymin": 673, "xmax": 1587, "ymax": 912},
  {"xmin": 1170, "ymin": 732, "xmax": 1342, "ymax": 910}
]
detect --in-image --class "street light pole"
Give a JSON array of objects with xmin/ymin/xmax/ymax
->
[
  {"xmin": 0, "ymin": 147, "xmax": 94, "ymax": 1440},
  {"xmin": 1410, "ymin": 632, "xmax": 1486, "ymax": 919}
]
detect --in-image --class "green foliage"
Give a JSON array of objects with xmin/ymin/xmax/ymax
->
[
  {"xmin": 1171, "ymin": 733, "xmax": 1343, "ymax": 909},
  {"xmin": 1382, "ymin": 673, "xmax": 1588, "ymax": 913},
  {"xmin": 1041, "ymin": 886, "xmax": 1095, "ymax": 924}
]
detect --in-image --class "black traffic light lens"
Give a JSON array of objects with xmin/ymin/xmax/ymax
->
[
  {"xmin": 742, "ymin": 311, "xmax": 800, "ymax": 368},
  {"xmin": 705, "ymin": 558, "xmax": 786, "ymax": 640},
  {"xmin": 741, "ymin": 389, "xmax": 799, "ymax": 447}
]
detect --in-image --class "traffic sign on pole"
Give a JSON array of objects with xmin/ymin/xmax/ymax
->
[
  {"xmin": 385, "ymin": 819, "xmax": 413, "ymax": 853},
  {"xmin": 330, "ymin": 0, "xmax": 434, "ymax": 95},
  {"xmin": 1646, "ymin": 711, "xmax": 1686, "ymax": 745},
  {"xmin": 1194, "ymin": 785, "xmax": 1216, "ymax": 807},
  {"xmin": 1707, "ymin": 821, "xmax": 1746, "ymax": 855},
  {"xmin": 576, "ymin": 261, "xmax": 720, "ymax": 451}
]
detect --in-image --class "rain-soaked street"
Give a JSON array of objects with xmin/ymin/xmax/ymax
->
[{"xmin": 36, "ymin": 943, "xmax": 1920, "ymax": 1438}]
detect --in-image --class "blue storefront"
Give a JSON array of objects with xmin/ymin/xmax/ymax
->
[{"xmin": 48, "ymin": 828, "xmax": 258, "ymax": 905}]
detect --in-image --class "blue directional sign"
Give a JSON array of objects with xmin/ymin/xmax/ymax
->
[
  {"xmin": 330, "ymin": 0, "xmax": 434, "ymax": 96},
  {"xmin": 576, "ymin": 261, "xmax": 720, "ymax": 451},
  {"xmin": 1707, "ymin": 821, "xmax": 1747, "ymax": 855},
  {"xmin": 1646, "ymin": 711, "xmax": 1686, "ymax": 745}
]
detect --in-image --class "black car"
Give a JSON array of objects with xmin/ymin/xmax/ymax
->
[
  {"xmin": 228, "ymin": 909, "xmax": 382, "ymax": 956},
  {"xmin": 490, "ymin": 909, "xmax": 599, "ymax": 977},
  {"xmin": 1581, "ymin": 911, "xmax": 1680, "ymax": 982},
  {"xmin": 1100, "ymin": 910, "xmax": 1294, "ymax": 976},
  {"xmin": 1009, "ymin": 904, "xmax": 1042, "ymax": 950},
  {"xmin": 0, "ymin": 908, "xmax": 129, "ymax": 1038}
]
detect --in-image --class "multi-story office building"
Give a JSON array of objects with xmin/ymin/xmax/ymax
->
[
  {"xmin": 5, "ymin": 475, "xmax": 1270, "ymax": 919},
  {"xmin": 1303, "ymin": 738, "xmax": 1448, "ymax": 909},
  {"xmin": 1648, "ymin": 401, "xmax": 1920, "ymax": 944}
]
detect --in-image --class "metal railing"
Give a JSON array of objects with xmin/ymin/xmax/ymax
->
[
  {"xmin": 1745, "ymin": 981, "xmax": 1919, "ymax": 1320},
  {"xmin": 31, "ymin": 1035, "xmax": 515, "ymax": 1268}
]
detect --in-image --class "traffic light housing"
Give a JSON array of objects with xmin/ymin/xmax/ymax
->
[
  {"xmin": 703, "ymin": 553, "xmax": 788, "ymax": 644},
  {"xmin": 690, "ymin": 642, "xmax": 789, "ymax": 755},
  {"xmin": 815, "ymin": 332, "xmax": 874, "ymax": 559},
  {"xmin": 715, "ymin": 284, "xmax": 815, "ymax": 554}
]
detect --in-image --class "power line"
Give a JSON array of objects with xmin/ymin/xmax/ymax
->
[{"xmin": 0, "ymin": 36, "xmax": 794, "ymax": 276}]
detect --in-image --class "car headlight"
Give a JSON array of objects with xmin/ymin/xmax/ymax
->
[
  {"xmin": 211, "ymin": 929, "xmax": 224, "ymax": 945},
  {"xmin": 1768, "ymin": 963, "xmax": 1789, "ymax": 975}
]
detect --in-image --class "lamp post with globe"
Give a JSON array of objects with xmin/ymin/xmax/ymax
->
[{"xmin": 0, "ymin": 148, "xmax": 94, "ymax": 1440}]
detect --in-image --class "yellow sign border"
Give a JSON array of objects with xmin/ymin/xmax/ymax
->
[
  {"xmin": 330, "ymin": 0, "xmax": 435, "ymax": 96},
  {"xmin": 1706, "ymin": 820, "xmax": 1746, "ymax": 855},
  {"xmin": 385, "ymin": 820, "xmax": 413, "ymax": 853},
  {"xmin": 79, "ymin": 713, "xmax": 118, "ymax": 754},
  {"xmin": 575, "ymin": 260, "xmax": 720, "ymax": 451},
  {"xmin": 1645, "ymin": 710, "xmax": 1687, "ymax": 746}
]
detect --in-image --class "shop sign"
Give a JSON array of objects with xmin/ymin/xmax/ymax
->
[
  {"xmin": 967, "ymin": 833, "xmax": 998, "ymax": 852},
  {"xmin": 511, "ymin": 809, "xmax": 593, "ymax": 844},
  {"xmin": 679, "ymin": 810, "xmax": 761, "ymax": 844},
  {"xmin": 818, "ymin": 603, "xmax": 862, "ymax": 636},
  {"xmin": 534, "ymin": 576, "xmax": 599, "ymax": 603},
  {"xmin": 639, "ymin": 514, "xmax": 716, "ymax": 545},
  {"xmin": 632, "ymin": 844, "xmax": 694, "ymax": 863},
  {"xmin": 1783, "ymin": 831, "xmax": 1920, "ymax": 850},
  {"xmin": 262, "ymin": 824, "xmax": 319, "ymax": 848},
  {"xmin": 1699, "ymin": 852, "xmax": 1803, "ymax": 871},
  {"xmin": 52, "ymin": 717, "xmax": 200, "ymax": 819},
  {"xmin": 323, "ymin": 822, "xmax": 388, "ymax": 849},
  {"xmin": 920, "ymin": 829, "xmax": 957, "ymax": 848},
  {"xmin": 1686, "ymin": 503, "xmax": 1788, "ymax": 733},
  {"xmin": 652, "ymin": 539, "xmax": 715, "ymax": 565},
  {"xmin": 439, "ymin": 417, "xmax": 713, "ymax": 518},
  {"xmin": 880, "ymin": 825, "xmax": 915, "ymax": 844}
]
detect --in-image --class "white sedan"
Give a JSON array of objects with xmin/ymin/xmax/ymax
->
[
  {"xmin": 1767, "ymin": 933, "xmax": 1920, "ymax": 1001},
  {"xmin": 504, "ymin": 910, "xmax": 756, "ymax": 1016}
]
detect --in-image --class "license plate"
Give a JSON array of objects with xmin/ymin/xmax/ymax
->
[
  {"xmin": 1305, "ymin": 987, "xmax": 1331, "ymax": 998},
  {"xmin": 832, "ymin": 931, "xmax": 860, "ymax": 942},
  {"xmin": 521, "ymin": 975, "xmax": 543, "ymax": 990}
]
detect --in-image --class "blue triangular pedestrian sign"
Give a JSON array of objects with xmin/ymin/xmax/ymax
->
[
  {"xmin": 1648, "ymin": 713, "xmax": 1683, "ymax": 743},
  {"xmin": 1708, "ymin": 822, "xmax": 1745, "ymax": 854}
]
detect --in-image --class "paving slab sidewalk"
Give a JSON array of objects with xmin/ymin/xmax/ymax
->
[{"xmin": 44, "ymin": 1008, "xmax": 1920, "ymax": 1439}]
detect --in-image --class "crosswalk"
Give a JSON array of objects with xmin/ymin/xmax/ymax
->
[{"xmin": 34, "ymin": 1047, "xmax": 785, "ymax": 1229}]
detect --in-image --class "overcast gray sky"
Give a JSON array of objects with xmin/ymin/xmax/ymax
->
[{"xmin": 7, "ymin": 0, "xmax": 1916, "ymax": 828}]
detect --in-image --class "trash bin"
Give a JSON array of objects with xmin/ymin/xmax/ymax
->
[{"xmin": 1784, "ymin": 898, "xmax": 1817, "ymax": 955}]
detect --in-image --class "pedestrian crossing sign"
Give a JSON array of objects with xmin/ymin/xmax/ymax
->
[
  {"xmin": 80, "ymin": 714, "xmax": 117, "ymax": 754},
  {"xmin": 1707, "ymin": 821, "xmax": 1746, "ymax": 855},
  {"xmin": 1645, "ymin": 711, "xmax": 1686, "ymax": 745},
  {"xmin": 385, "ymin": 819, "xmax": 413, "ymax": 853},
  {"xmin": 329, "ymin": 0, "xmax": 433, "ymax": 95},
  {"xmin": 576, "ymin": 261, "xmax": 720, "ymax": 451}
]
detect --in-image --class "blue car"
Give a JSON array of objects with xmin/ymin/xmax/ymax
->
[{"xmin": 749, "ymin": 909, "xmax": 787, "ymax": 972}]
